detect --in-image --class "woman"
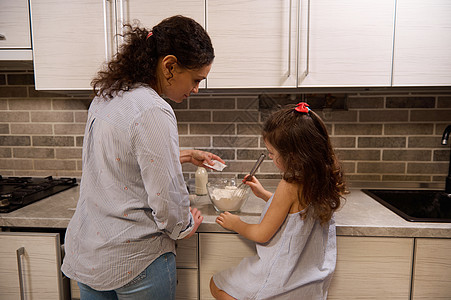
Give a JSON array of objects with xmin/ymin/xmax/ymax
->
[{"xmin": 62, "ymin": 15, "xmax": 221, "ymax": 299}]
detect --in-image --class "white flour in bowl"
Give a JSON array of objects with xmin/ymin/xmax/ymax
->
[{"xmin": 209, "ymin": 186, "xmax": 244, "ymax": 211}]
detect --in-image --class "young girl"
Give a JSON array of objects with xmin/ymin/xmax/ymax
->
[
  {"xmin": 62, "ymin": 15, "xmax": 223, "ymax": 299},
  {"xmin": 210, "ymin": 102, "xmax": 346, "ymax": 300}
]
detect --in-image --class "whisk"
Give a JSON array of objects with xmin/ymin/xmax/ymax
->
[{"xmin": 233, "ymin": 153, "xmax": 266, "ymax": 199}]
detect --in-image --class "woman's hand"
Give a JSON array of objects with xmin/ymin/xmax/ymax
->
[
  {"xmin": 183, "ymin": 207, "xmax": 203, "ymax": 239},
  {"xmin": 215, "ymin": 211, "xmax": 241, "ymax": 232},
  {"xmin": 180, "ymin": 149, "xmax": 225, "ymax": 168},
  {"xmin": 243, "ymin": 175, "xmax": 272, "ymax": 202}
]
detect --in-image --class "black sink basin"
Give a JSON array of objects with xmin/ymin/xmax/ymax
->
[{"xmin": 362, "ymin": 189, "xmax": 451, "ymax": 223}]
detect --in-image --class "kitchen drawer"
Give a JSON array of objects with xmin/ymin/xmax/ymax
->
[
  {"xmin": 328, "ymin": 236, "xmax": 413, "ymax": 299},
  {"xmin": 199, "ymin": 233, "xmax": 256, "ymax": 300},
  {"xmin": 176, "ymin": 233, "xmax": 198, "ymax": 269},
  {"xmin": 176, "ymin": 268, "xmax": 198, "ymax": 300},
  {"xmin": 411, "ymin": 238, "xmax": 451, "ymax": 299},
  {"xmin": 70, "ymin": 279, "xmax": 80, "ymax": 300}
]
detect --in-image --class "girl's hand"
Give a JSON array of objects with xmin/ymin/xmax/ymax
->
[
  {"xmin": 215, "ymin": 212, "xmax": 241, "ymax": 231},
  {"xmin": 243, "ymin": 175, "xmax": 272, "ymax": 201},
  {"xmin": 180, "ymin": 149, "xmax": 225, "ymax": 168},
  {"xmin": 184, "ymin": 207, "xmax": 203, "ymax": 239}
]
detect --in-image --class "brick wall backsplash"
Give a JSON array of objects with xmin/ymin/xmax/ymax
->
[{"xmin": 1, "ymin": 67, "xmax": 451, "ymax": 187}]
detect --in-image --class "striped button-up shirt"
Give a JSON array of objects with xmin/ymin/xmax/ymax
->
[{"xmin": 62, "ymin": 86, "xmax": 193, "ymax": 290}]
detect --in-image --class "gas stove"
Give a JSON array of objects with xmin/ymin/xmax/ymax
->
[{"xmin": 0, "ymin": 176, "xmax": 78, "ymax": 213}]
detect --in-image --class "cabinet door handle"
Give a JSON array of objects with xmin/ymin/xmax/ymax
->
[
  {"xmin": 118, "ymin": 0, "xmax": 125, "ymax": 46},
  {"xmin": 306, "ymin": 0, "xmax": 310, "ymax": 78},
  {"xmin": 287, "ymin": 0, "xmax": 292, "ymax": 77},
  {"xmin": 299, "ymin": 0, "xmax": 310, "ymax": 83},
  {"xmin": 16, "ymin": 247, "xmax": 25, "ymax": 300},
  {"xmin": 104, "ymin": 0, "xmax": 119, "ymax": 61},
  {"xmin": 0, "ymin": 34, "xmax": 6, "ymax": 40},
  {"xmin": 103, "ymin": 0, "xmax": 111, "ymax": 61}
]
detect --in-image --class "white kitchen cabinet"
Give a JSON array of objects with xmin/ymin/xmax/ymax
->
[
  {"xmin": 199, "ymin": 233, "xmax": 256, "ymax": 299},
  {"xmin": 30, "ymin": 0, "xmax": 110, "ymax": 90},
  {"xmin": 30, "ymin": 0, "xmax": 204, "ymax": 91},
  {"xmin": 0, "ymin": 0, "xmax": 32, "ymax": 60},
  {"xmin": 70, "ymin": 279, "xmax": 80, "ymax": 300},
  {"xmin": 30, "ymin": 0, "xmax": 298, "ymax": 89},
  {"xmin": 206, "ymin": 0, "xmax": 298, "ymax": 88},
  {"xmin": 28, "ymin": 0, "xmax": 451, "ymax": 90},
  {"xmin": 175, "ymin": 232, "xmax": 198, "ymax": 269},
  {"xmin": 298, "ymin": 0, "xmax": 395, "ymax": 87},
  {"xmin": 328, "ymin": 236, "xmax": 413, "ymax": 299},
  {"xmin": 411, "ymin": 238, "xmax": 451, "ymax": 299},
  {"xmin": 392, "ymin": 0, "xmax": 451, "ymax": 86},
  {"xmin": 120, "ymin": 0, "xmax": 205, "ymax": 89},
  {"xmin": 199, "ymin": 233, "xmax": 414, "ymax": 300},
  {"xmin": 176, "ymin": 233, "xmax": 199, "ymax": 299},
  {"xmin": 0, "ymin": 232, "xmax": 66, "ymax": 300},
  {"xmin": 176, "ymin": 269, "xmax": 198, "ymax": 300},
  {"xmin": 121, "ymin": 0, "xmax": 204, "ymax": 31}
]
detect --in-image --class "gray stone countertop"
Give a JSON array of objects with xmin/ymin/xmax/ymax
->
[{"xmin": 1, "ymin": 184, "xmax": 450, "ymax": 238}]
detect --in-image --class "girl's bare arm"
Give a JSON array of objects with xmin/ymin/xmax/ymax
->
[{"xmin": 216, "ymin": 180, "xmax": 297, "ymax": 243}]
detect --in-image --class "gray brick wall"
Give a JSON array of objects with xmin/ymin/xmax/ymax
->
[{"xmin": 0, "ymin": 67, "xmax": 450, "ymax": 186}]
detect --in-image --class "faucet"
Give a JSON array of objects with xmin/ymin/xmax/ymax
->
[{"xmin": 442, "ymin": 125, "xmax": 451, "ymax": 193}]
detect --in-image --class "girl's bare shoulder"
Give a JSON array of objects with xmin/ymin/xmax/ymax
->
[
  {"xmin": 274, "ymin": 180, "xmax": 300, "ymax": 202},
  {"xmin": 274, "ymin": 179, "xmax": 304, "ymax": 213}
]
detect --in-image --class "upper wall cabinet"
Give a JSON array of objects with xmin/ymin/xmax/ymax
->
[
  {"xmin": 121, "ymin": 0, "xmax": 205, "ymax": 88},
  {"xmin": 122, "ymin": 0, "xmax": 204, "ymax": 28},
  {"xmin": 0, "ymin": 0, "xmax": 32, "ymax": 60},
  {"xmin": 298, "ymin": 0, "xmax": 395, "ymax": 87},
  {"xmin": 28, "ymin": 0, "xmax": 451, "ymax": 90},
  {"xmin": 30, "ymin": 0, "xmax": 204, "ymax": 90},
  {"xmin": 30, "ymin": 0, "xmax": 109, "ymax": 90},
  {"xmin": 206, "ymin": 0, "xmax": 298, "ymax": 88},
  {"xmin": 392, "ymin": 0, "xmax": 451, "ymax": 86}
]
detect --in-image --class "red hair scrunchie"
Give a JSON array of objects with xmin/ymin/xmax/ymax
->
[{"xmin": 294, "ymin": 102, "xmax": 310, "ymax": 113}]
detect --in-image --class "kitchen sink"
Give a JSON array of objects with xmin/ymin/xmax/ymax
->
[{"xmin": 362, "ymin": 189, "xmax": 451, "ymax": 223}]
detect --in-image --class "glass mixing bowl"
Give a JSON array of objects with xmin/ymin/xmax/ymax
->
[{"xmin": 206, "ymin": 177, "xmax": 250, "ymax": 213}]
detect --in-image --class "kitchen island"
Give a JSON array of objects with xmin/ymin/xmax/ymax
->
[{"xmin": 1, "ymin": 184, "xmax": 450, "ymax": 299}]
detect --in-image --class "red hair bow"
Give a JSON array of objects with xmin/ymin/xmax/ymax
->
[{"xmin": 295, "ymin": 102, "xmax": 310, "ymax": 113}]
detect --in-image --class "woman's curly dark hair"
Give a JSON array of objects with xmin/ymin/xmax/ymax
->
[
  {"xmin": 92, "ymin": 15, "xmax": 215, "ymax": 99},
  {"xmin": 263, "ymin": 104, "xmax": 347, "ymax": 224}
]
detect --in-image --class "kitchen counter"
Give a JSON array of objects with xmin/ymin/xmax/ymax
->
[{"xmin": 1, "ymin": 185, "xmax": 450, "ymax": 238}]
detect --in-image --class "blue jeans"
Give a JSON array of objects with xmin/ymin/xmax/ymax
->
[{"xmin": 77, "ymin": 252, "xmax": 176, "ymax": 300}]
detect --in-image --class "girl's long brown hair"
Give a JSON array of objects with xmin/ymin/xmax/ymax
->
[
  {"xmin": 263, "ymin": 104, "xmax": 347, "ymax": 224},
  {"xmin": 92, "ymin": 15, "xmax": 214, "ymax": 99}
]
